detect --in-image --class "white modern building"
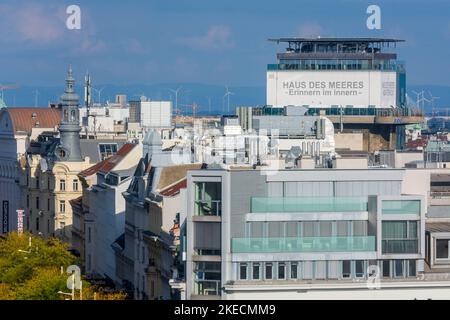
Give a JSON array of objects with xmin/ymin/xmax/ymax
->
[
  {"xmin": 184, "ymin": 167, "xmax": 450, "ymax": 300},
  {"xmin": 129, "ymin": 98, "xmax": 172, "ymax": 130}
]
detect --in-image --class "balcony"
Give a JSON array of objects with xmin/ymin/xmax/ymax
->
[
  {"xmin": 251, "ymin": 197, "xmax": 367, "ymax": 213},
  {"xmin": 231, "ymin": 236, "xmax": 376, "ymax": 253},
  {"xmin": 195, "ymin": 200, "xmax": 222, "ymax": 216},
  {"xmin": 194, "ymin": 280, "xmax": 221, "ymax": 296}
]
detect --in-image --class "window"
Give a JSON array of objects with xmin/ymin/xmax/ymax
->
[
  {"xmin": 394, "ymin": 260, "xmax": 404, "ymax": 277},
  {"xmin": 436, "ymin": 239, "xmax": 449, "ymax": 259},
  {"xmin": 141, "ymin": 246, "xmax": 145, "ymax": 264},
  {"xmin": 26, "ymin": 195, "xmax": 29, "ymax": 208},
  {"xmin": 290, "ymin": 263, "xmax": 298, "ymax": 279},
  {"xmin": 60, "ymin": 179, "xmax": 66, "ymax": 191},
  {"xmin": 47, "ymin": 219, "xmax": 50, "ymax": 233},
  {"xmin": 252, "ymin": 263, "xmax": 260, "ymax": 280},
  {"xmin": 47, "ymin": 198, "xmax": 50, "ymax": 211},
  {"xmin": 36, "ymin": 217, "xmax": 39, "ymax": 231},
  {"xmin": 88, "ymin": 227, "xmax": 91, "ymax": 243},
  {"xmin": 265, "ymin": 263, "xmax": 273, "ymax": 280},
  {"xmin": 73, "ymin": 179, "xmax": 79, "ymax": 191},
  {"xmin": 408, "ymin": 260, "xmax": 416, "ymax": 277},
  {"xmin": 60, "ymin": 222, "xmax": 65, "ymax": 236},
  {"xmin": 342, "ymin": 261, "xmax": 351, "ymax": 278},
  {"xmin": 355, "ymin": 260, "xmax": 364, "ymax": 278},
  {"xmin": 278, "ymin": 262, "xmax": 286, "ymax": 279},
  {"xmin": 36, "ymin": 176, "xmax": 39, "ymax": 189},
  {"xmin": 36, "ymin": 197, "xmax": 40, "ymax": 210},
  {"xmin": 382, "ymin": 221, "xmax": 418, "ymax": 254},
  {"xmin": 382, "ymin": 260, "xmax": 390, "ymax": 278},
  {"xmin": 353, "ymin": 221, "xmax": 367, "ymax": 236},
  {"xmin": 99, "ymin": 143, "xmax": 118, "ymax": 160},
  {"xmin": 59, "ymin": 200, "xmax": 66, "ymax": 213},
  {"xmin": 239, "ymin": 263, "xmax": 247, "ymax": 280}
]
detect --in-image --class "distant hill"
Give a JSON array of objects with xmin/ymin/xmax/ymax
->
[{"xmin": 4, "ymin": 83, "xmax": 449, "ymax": 116}]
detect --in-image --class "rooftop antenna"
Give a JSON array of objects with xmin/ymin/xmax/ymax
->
[{"xmin": 84, "ymin": 73, "xmax": 92, "ymax": 116}]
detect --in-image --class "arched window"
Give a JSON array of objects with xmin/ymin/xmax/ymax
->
[
  {"xmin": 70, "ymin": 109, "xmax": 76, "ymax": 122},
  {"xmin": 63, "ymin": 109, "xmax": 68, "ymax": 122}
]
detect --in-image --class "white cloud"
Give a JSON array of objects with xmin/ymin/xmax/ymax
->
[
  {"xmin": 297, "ymin": 22, "xmax": 324, "ymax": 38},
  {"xmin": 0, "ymin": 3, "xmax": 64, "ymax": 43},
  {"xmin": 177, "ymin": 25, "xmax": 235, "ymax": 50}
]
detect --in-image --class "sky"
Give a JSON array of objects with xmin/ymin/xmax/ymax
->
[{"xmin": 0, "ymin": 0, "xmax": 450, "ymax": 88}]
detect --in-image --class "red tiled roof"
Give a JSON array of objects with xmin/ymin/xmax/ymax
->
[
  {"xmin": 78, "ymin": 143, "xmax": 137, "ymax": 178},
  {"xmin": 5, "ymin": 107, "xmax": 60, "ymax": 133},
  {"xmin": 159, "ymin": 178, "xmax": 187, "ymax": 197}
]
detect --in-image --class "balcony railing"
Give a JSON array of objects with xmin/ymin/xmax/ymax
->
[
  {"xmin": 195, "ymin": 200, "xmax": 222, "ymax": 216},
  {"xmin": 194, "ymin": 280, "xmax": 221, "ymax": 296},
  {"xmin": 251, "ymin": 197, "xmax": 368, "ymax": 213},
  {"xmin": 231, "ymin": 236, "xmax": 376, "ymax": 253},
  {"xmin": 382, "ymin": 239, "xmax": 418, "ymax": 254},
  {"xmin": 382, "ymin": 200, "xmax": 420, "ymax": 215}
]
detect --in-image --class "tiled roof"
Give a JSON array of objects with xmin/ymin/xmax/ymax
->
[
  {"xmin": 78, "ymin": 142, "xmax": 137, "ymax": 178},
  {"xmin": 159, "ymin": 178, "xmax": 187, "ymax": 197},
  {"xmin": 5, "ymin": 107, "xmax": 60, "ymax": 133},
  {"xmin": 156, "ymin": 163, "xmax": 202, "ymax": 191}
]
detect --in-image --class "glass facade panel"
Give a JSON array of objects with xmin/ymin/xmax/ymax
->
[
  {"xmin": 251, "ymin": 197, "xmax": 367, "ymax": 213},
  {"xmin": 382, "ymin": 221, "xmax": 418, "ymax": 254},
  {"xmin": 232, "ymin": 236, "xmax": 376, "ymax": 253},
  {"xmin": 382, "ymin": 200, "xmax": 420, "ymax": 215}
]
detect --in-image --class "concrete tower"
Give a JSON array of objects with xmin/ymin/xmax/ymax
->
[{"xmin": 56, "ymin": 66, "xmax": 82, "ymax": 161}]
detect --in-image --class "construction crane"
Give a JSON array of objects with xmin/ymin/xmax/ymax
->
[
  {"xmin": 179, "ymin": 102, "xmax": 199, "ymax": 118},
  {"xmin": 0, "ymin": 83, "xmax": 20, "ymax": 106}
]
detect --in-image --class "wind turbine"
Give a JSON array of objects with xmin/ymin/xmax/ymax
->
[
  {"xmin": 93, "ymin": 86, "xmax": 106, "ymax": 105},
  {"xmin": 168, "ymin": 86, "xmax": 184, "ymax": 116},
  {"xmin": 0, "ymin": 83, "xmax": 20, "ymax": 106},
  {"xmin": 33, "ymin": 89, "xmax": 40, "ymax": 107},
  {"xmin": 428, "ymin": 91, "xmax": 440, "ymax": 117},
  {"xmin": 223, "ymin": 86, "xmax": 234, "ymax": 114}
]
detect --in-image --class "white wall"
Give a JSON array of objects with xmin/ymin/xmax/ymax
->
[
  {"xmin": 224, "ymin": 283, "xmax": 450, "ymax": 300},
  {"xmin": 267, "ymin": 70, "xmax": 397, "ymax": 108}
]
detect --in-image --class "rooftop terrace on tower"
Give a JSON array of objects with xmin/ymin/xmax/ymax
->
[{"xmin": 268, "ymin": 37, "xmax": 405, "ymax": 71}]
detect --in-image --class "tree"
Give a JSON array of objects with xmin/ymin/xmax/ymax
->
[{"xmin": 0, "ymin": 232, "xmax": 126, "ymax": 300}]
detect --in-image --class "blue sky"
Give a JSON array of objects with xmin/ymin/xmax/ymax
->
[{"xmin": 1, "ymin": 0, "xmax": 450, "ymax": 87}]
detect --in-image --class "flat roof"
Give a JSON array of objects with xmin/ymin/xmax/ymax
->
[{"xmin": 269, "ymin": 37, "xmax": 404, "ymax": 44}]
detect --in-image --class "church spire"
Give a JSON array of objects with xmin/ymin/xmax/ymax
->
[{"xmin": 56, "ymin": 66, "xmax": 82, "ymax": 162}]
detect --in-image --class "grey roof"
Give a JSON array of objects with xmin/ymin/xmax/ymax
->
[{"xmin": 80, "ymin": 139, "xmax": 127, "ymax": 163}]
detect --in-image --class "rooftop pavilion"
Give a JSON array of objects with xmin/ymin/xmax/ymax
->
[{"xmin": 268, "ymin": 37, "xmax": 404, "ymax": 54}]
